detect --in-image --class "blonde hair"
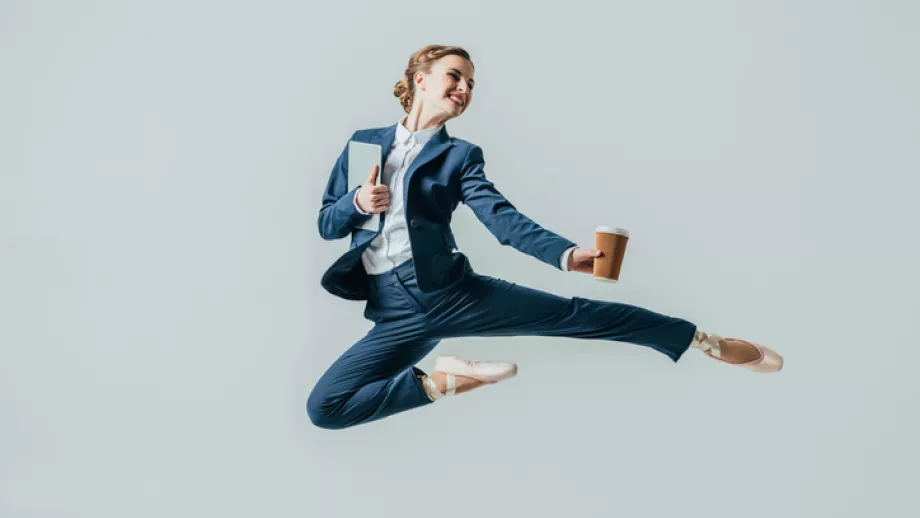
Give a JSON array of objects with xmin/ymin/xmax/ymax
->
[{"xmin": 393, "ymin": 45, "xmax": 474, "ymax": 114}]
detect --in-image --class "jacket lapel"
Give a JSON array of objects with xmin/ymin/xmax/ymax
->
[
  {"xmin": 365, "ymin": 123, "xmax": 453, "ymax": 230},
  {"xmin": 375, "ymin": 123, "xmax": 398, "ymax": 165},
  {"xmin": 403, "ymin": 125, "xmax": 453, "ymax": 199}
]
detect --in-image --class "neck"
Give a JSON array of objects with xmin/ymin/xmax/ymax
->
[{"xmin": 403, "ymin": 102, "xmax": 449, "ymax": 132}]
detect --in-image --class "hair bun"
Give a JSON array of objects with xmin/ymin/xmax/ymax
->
[{"xmin": 393, "ymin": 77, "xmax": 411, "ymax": 111}]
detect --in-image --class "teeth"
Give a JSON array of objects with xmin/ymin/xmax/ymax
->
[{"xmin": 450, "ymin": 96, "xmax": 464, "ymax": 106}]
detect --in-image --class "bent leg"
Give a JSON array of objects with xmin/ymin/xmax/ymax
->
[
  {"xmin": 307, "ymin": 315, "xmax": 439, "ymax": 430},
  {"xmin": 430, "ymin": 273, "xmax": 697, "ymax": 362}
]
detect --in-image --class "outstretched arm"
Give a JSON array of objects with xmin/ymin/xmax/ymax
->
[
  {"xmin": 317, "ymin": 132, "xmax": 373, "ymax": 240},
  {"xmin": 459, "ymin": 144, "xmax": 577, "ymax": 269}
]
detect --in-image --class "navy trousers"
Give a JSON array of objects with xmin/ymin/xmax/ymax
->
[{"xmin": 307, "ymin": 259, "xmax": 698, "ymax": 430}]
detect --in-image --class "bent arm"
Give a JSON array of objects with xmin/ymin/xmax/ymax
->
[
  {"xmin": 459, "ymin": 145, "xmax": 576, "ymax": 269},
  {"xmin": 317, "ymin": 132, "xmax": 372, "ymax": 240}
]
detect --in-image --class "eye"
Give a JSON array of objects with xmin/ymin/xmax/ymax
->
[{"xmin": 449, "ymin": 72, "xmax": 473, "ymax": 90}]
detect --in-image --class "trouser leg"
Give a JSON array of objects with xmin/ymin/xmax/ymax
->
[
  {"xmin": 428, "ymin": 272, "xmax": 697, "ymax": 362},
  {"xmin": 307, "ymin": 315, "xmax": 439, "ymax": 430}
]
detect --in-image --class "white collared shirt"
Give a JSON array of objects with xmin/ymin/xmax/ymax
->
[
  {"xmin": 355, "ymin": 119, "xmax": 442, "ymax": 274},
  {"xmin": 355, "ymin": 119, "xmax": 576, "ymax": 275}
]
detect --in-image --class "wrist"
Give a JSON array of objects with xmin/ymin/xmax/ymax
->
[
  {"xmin": 561, "ymin": 246, "xmax": 578, "ymax": 271},
  {"xmin": 352, "ymin": 188, "xmax": 370, "ymax": 215}
]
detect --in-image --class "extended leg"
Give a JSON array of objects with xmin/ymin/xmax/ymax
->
[{"xmin": 428, "ymin": 272, "xmax": 782, "ymax": 371}]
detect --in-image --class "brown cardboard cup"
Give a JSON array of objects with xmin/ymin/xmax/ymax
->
[{"xmin": 593, "ymin": 226, "xmax": 629, "ymax": 283}]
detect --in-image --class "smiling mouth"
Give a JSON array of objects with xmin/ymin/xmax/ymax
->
[{"xmin": 448, "ymin": 96, "xmax": 465, "ymax": 107}]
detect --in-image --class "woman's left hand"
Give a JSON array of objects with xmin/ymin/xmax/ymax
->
[{"xmin": 567, "ymin": 247, "xmax": 603, "ymax": 274}]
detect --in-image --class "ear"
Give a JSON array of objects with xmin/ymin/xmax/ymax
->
[{"xmin": 414, "ymin": 71, "xmax": 426, "ymax": 91}]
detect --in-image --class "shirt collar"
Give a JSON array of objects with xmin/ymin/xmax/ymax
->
[{"xmin": 395, "ymin": 117, "xmax": 442, "ymax": 147}]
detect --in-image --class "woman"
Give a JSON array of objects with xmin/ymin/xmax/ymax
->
[{"xmin": 308, "ymin": 45, "xmax": 783, "ymax": 430}]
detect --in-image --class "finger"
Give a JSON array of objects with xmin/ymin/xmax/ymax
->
[
  {"xmin": 367, "ymin": 164, "xmax": 379, "ymax": 184},
  {"xmin": 369, "ymin": 185, "xmax": 389, "ymax": 194}
]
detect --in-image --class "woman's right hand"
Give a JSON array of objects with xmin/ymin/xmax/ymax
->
[{"xmin": 356, "ymin": 165, "xmax": 389, "ymax": 214}]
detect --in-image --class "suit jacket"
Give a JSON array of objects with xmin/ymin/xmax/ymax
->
[{"xmin": 318, "ymin": 122, "xmax": 576, "ymax": 300}]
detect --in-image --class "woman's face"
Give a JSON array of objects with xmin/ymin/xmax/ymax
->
[{"xmin": 415, "ymin": 55, "xmax": 475, "ymax": 119}]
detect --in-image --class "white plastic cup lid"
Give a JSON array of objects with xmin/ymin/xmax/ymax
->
[{"xmin": 595, "ymin": 226, "xmax": 629, "ymax": 237}]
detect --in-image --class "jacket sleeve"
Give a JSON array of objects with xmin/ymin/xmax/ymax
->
[
  {"xmin": 459, "ymin": 144, "xmax": 577, "ymax": 269},
  {"xmin": 317, "ymin": 132, "xmax": 372, "ymax": 240}
]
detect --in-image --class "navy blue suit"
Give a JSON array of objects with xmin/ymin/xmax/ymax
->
[{"xmin": 309, "ymin": 123, "xmax": 697, "ymax": 430}]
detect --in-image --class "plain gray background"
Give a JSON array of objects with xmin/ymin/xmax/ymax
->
[{"xmin": 2, "ymin": 1, "xmax": 918, "ymax": 516}]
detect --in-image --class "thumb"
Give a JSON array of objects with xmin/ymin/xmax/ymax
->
[
  {"xmin": 592, "ymin": 249, "xmax": 603, "ymax": 257},
  {"xmin": 366, "ymin": 164, "xmax": 379, "ymax": 185}
]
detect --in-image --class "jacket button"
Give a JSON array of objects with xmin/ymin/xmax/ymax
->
[{"xmin": 409, "ymin": 219, "xmax": 419, "ymax": 228}]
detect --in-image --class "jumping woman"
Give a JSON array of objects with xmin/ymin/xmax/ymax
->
[{"xmin": 308, "ymin": 44, "xmax": 783, "ymax": 430}]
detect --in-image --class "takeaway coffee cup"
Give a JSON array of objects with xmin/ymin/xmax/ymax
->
[{"xmin": 593, "ymin": 226, "xmax": 629, "ymax": 282}]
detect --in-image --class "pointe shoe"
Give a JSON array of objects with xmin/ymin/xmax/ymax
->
[
  {"xmin": 433, "ymin": 356, "xmax": 519, "ymax": 383},
  {"xmin": 690, "ymin": 331, "xmax": 784, "ymax": 373},
  {"xmin": 423, "ymin": 356, "xmax": 518, "ymax": 401}
]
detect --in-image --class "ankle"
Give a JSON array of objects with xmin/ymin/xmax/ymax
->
[
  {"xmin": 690, "ymin": 329, "xmax": 709, "ymax": 349},
  {"xmin": 422, "ymin": 372, "xmax": 484, "ymax": 400},
  {"xmin": 421, "ymin": 375, "xmax": 443, "ymax": 401}
]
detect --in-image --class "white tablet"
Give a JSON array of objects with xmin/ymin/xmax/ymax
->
[{"xmin": 348, "ymin": 141, "xmax": 382, "ymax": 232}]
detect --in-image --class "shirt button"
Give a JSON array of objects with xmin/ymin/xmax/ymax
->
[{"xmin": 410, "ymin": 219, "xmax": 419, "ymax": 229}]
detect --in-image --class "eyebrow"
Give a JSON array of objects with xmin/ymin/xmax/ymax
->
[{"xmin": 448, "ymin": 68, "xmax": 474, "ymax": 86}]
